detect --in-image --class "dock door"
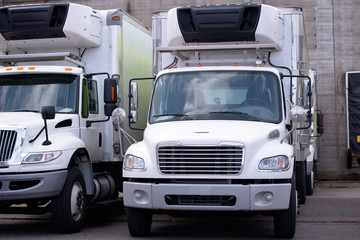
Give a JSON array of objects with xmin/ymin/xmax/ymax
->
[{"xmin": 346, "ymin": 71, "xmax": 360, "ymax": 168}]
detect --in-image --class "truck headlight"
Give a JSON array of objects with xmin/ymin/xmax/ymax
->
[
  {"xmin": 124, "ymin": 154, "xmax": 146, "ymax": 171},
  {"xmin": 258, "ymin": 155, "xmax": 289, "ymax": 171},
  {"xmin": 23, "ymin": 151, "xmax": 62, "ymax": 164}
]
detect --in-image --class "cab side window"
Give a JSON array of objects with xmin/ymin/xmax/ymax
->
[{"xmin": 87, "ymin": 80, "xmax": 99, "ymax": 114}]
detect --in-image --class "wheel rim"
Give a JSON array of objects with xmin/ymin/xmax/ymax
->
[{"xmin": 70, "ymin": 181, "xmax": 85, "ymax": 221}]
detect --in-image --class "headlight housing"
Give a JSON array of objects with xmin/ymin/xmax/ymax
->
[
  {"xmin": 23, "ymin": 151, "xmax": 62, "ymax": 164},
  {"xmin": 124, "ymin": 154, "xmax": 146, "ymax": 171},
  {"xmin": 258, "ymin": 155, "xmax": 290, "ymax": 171}
]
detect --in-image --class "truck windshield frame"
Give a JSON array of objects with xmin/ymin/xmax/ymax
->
[
  {"xmin": 0, "ymin": 74, "xmax": 79, "ymax": 114},
  {"xmin": 149, "ymin": 70, "xmax": 283, "ymax": 124}
]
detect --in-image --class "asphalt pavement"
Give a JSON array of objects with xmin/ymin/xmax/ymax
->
[{"xmin": 0, "ymin": 181, "xmax": 359, "ymax": 239}]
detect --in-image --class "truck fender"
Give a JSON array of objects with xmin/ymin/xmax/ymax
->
[{"xmin": 69, "ymin": 148, "xmax": 94, "ymax": 196}]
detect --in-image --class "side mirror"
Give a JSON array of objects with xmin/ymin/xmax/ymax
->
[
  {"xmin": 317, "ymin": 112, "xmax": 324, "ymax": 134},
  {"xmin": 41, "ymin": 106, "xmax": 55, "ymax": 120},
  {"xmin": 112, "ymin": 108, "xmax": 127, "ymax": 124},
  {"xmin": 41, "ymin": 106, "xmax": 55, "ymax": 146},
  {"xmin": 104, "ymin": 78, "xmax": 118, "ymax": 116},
  {"xmin": 130, "ymin": 82, "xmax": 138, "ymax": 109}
]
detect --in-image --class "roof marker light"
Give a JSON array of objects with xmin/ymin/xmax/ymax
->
[
  {"xmin": 65, "ymin": 68, "xmax": 73, "ymax": 71},
  {"xmin": 28, "ymin": 67, "xmax": 35, "ymax": 70},
  {"xmin": 17, "ymin": 67, "xmax": 24, "ymax": 70},
  {"xmin": 6, "ymin": 68, "xmax": 12, "ymax": 71}
]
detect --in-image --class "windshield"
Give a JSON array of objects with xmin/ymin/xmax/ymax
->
[
  {"xmin": 0, "ymin": 74, "xmax": 78, "ymax": 113},
  {"xmin": 150, "ymin": 71, "xmax": 282, "ymax": 123}
]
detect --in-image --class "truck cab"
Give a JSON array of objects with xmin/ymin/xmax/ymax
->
[
  {"xmin": 0, "ymin": 3, "xmax": 152, "ymax": 233},
  {"xmin": 121, "ymin": 4, "xmax": 324, "ymax": 238}
]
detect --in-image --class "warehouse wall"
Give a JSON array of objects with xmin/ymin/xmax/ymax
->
[{"xmin": 1, "ymin": 0, "xmax": 359, "ymax": 180}]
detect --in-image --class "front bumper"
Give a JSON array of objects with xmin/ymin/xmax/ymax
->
[
  {"xmin": 0, "ymin": 170, "xmax": 67, "ymax": 201},
  {"xmin": 123, "ymin": 181, "xmax": 291, "ymax": 211}
]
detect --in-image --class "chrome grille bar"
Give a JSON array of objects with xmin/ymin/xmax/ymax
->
[
  {"xmin": 0, "ymin": 130, "xmax": 17, "ymax": 161},
  {"xmin": 158, "ymin": 145, "xmax": 243, "ymax": 175}
]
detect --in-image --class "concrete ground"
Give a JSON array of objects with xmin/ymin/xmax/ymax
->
[{"xmin": 0, "ymin": 181, "xmax": 359, "ymax": 239}]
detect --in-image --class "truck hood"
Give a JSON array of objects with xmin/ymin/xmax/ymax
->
[
  {"xmin": 0, "ymin": 112, "xmax": 78, "ymax": 139},
  {"xmin": 144, "ymin": 120, "xmax": 282, "ymax": 146}
]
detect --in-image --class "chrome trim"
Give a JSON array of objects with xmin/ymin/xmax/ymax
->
[{"xmin": 157, "ymin": 142, "xmax": 245, "ymax": 175}]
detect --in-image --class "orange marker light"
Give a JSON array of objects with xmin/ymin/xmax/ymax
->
[
  {"xmin": 65, "ymin": 68, "xmax": 72, "ymax": 71},
  {"xmin": 17, "ymin": 67, "xmax": 24, "ymax": 70},
  {"xmin": 233, "ymin": 63, "xmax": 238, "ymax": 66},
  {"xmin": 6, "ymin": 68, "xmax": 12, "ymax": 71},
  {"xmin": 111, "ymin": 87, "xmax": 115, "ymax": 101},
  {"xmin": 112, "ymin": 16, "xmax": 120, "ymax": 21},
  {"xmin": 197, "ymin": 64, "xmax": 201, "ymax": 67},
  {"xmin": 28, "ymin": 67, "xmax": 35, "ymax": 70},
  {"xmin": 216, "ymin": 63, "xmax": 219, "ymax": 66}
]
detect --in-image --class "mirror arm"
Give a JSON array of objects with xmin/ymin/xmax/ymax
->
[
  {"xmin": 282, "ymin": 74, "xmax": 313, "ymax": 130},
  {"xmin": 29, "ymin": 126, "xmax": 45, "ymax": 143},
  {"xmin": 128, "ymin": 77, "xmax": 155, "ymax": 131}
]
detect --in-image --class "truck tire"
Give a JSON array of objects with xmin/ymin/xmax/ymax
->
[
  {"xmin": 127, "ymin": 207, "xmax": 152, "ymax": 236},
  {"xmin": 274, "ymin": 177, "xmax": 297, "ymax": 238},
  {"xmin": 306, "ymin": 166, "xmax": 314, "ymax": 195},
  {"xmin": 52, "ymin": 167, "xmax": 87, "ymax": 233},
  {"xmin": 295, "ymin": 161, "xmax": 306, "ymax": 204}
]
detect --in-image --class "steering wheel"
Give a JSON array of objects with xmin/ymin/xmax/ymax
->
[{"xmin": 241, "ymin": 98, "xmax": 270, "ymax": 108}]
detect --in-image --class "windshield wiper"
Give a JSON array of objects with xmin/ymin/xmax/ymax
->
[
  {"xmin": 209, "ymin": 111, "xmax": 261, "ymax": 121},
  {"xmin": 10, "ymin": 109, "xmax": 40, "ymax": 113},
  {"xmin": 153, "ymin": 113, "xmax": 192, "ymax": 120}
]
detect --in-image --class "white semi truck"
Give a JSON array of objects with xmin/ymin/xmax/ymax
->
[
  {"xmin": 0, "ymin": 3, "xmax": 152, "ymax": 232},
  {"xmin": 122, "ymin": 4, "xmax": 323, "ymax": 238}
]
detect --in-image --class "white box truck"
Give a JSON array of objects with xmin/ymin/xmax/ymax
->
[
  {"xmin": 0, "ymin": 3, "xmax": 152, "ymax": 232},
  {"xmin": 122, "ymin": 4, "xmax": 323, "ymax": 238}
]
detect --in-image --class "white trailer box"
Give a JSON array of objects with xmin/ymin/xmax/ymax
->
[{"xmin": 0, "ymin": 3, "xmax": 152, "ymax": 233}]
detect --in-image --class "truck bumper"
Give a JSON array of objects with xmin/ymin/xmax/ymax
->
[
  {"xmin": 123, "ymin": 181, "xmax": 291, "ymax": 211},
  {"xmin": 0, "ymin": 170, "xmax": 68, "ymax": 201}
]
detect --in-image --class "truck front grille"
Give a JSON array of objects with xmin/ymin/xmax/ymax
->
[
  {"xmin": 0, "ymin": 130, "xmax": 17, "ymax": 161},
  {"xmin": 165, "ymin": 195, "xmax": 236, "ymax": 206},
  {"xmin": 158, "ymin": 145, "xmax": 243, "ymax": 175}
]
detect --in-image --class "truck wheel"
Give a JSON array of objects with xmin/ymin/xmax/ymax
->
[
  {"xmin": 295, "ymin": 161, "xmax": 306, "ymax": 204},
  {"xmin": 306, "ymin": 166, "xmax": 314, "ymax": 195},
  {"xmin": 274, "ymin": 177, "xmax": 297, "ymax": 238},
  {"xmin": 127, "ymin": 207, "xmax": 152, "ymax": 236},
  {"xmin": 52, "ymin": 167, "xmax": 87, "ymax": 233}
]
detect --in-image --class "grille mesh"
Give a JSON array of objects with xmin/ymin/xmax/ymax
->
[
  {"xmin": 158, "ymin": 145, "xmax": 243, "ymax": 174},
  {"xmin": 0, "ymin": 130, "xmax": 17, "ymax": 161},
  {"xmin": 165, "ymin": 195, "xmax": 236, "ymax": 206}
]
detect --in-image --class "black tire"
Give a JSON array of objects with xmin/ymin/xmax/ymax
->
[
  {"xmin": 52, "ymin": 167, "xmax": 87, "ymax": 233},
  {"xmin": 295, "ymin": 161, "xmax": 306, "ymax": 204},
  {"xmin": 306, "ymin": 166, "xmax": 314, "ymax": 196},
  {"xmin": 274, "ymin": 177, "xmax": 297, "ymax": 238},
  {"xmin": 127, "ymin": 207, "xmax": 152, "ymax": 237}
]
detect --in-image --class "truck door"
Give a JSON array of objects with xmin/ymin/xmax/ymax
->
[{"xmin": 80, "ymin": 77, "xmax": 103, "ymax": 162}]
